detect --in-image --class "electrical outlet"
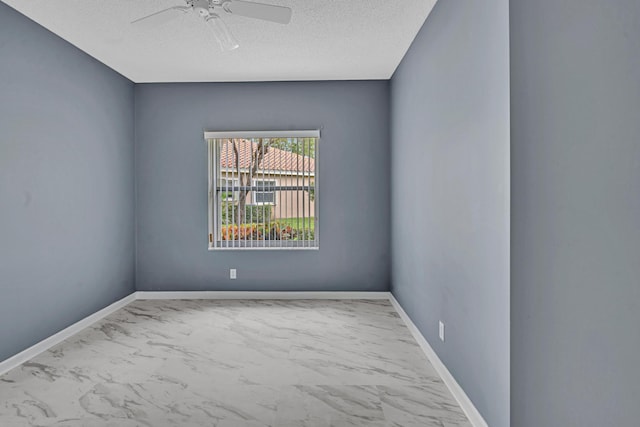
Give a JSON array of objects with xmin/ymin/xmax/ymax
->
[
  {"xmin": 230, "ymin": 268, "xmax": 237, "ymax": 279},
  {"xmin": 439, "ymin": 321, "xmax": 445, "ymax": 342}
]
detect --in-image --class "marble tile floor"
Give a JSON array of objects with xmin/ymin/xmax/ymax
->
[{"xmin": 0, "ymin": 299, "xmax": 472, "ymax": 427}]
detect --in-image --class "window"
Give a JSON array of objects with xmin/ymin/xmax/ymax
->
[
  {"xmin": 220, "ymin": 178, "xmax": 239, "ymax": 201},
  {"xmin": 253, "ymin": 179, "xmax": 277, "ymax": 205},
  {"xmin": 205, "ymin": 130, "xmax": 319, "ymax": 250}
]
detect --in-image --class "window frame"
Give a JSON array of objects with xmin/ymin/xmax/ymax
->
[
  {"xmin": 205, "ymin": 131, "xmax": 320, "ymax": 251},
  {"xmin": 219, "ymin": 178, "xmax": 239, "ymax": 202},
  {"xmin": 252, "ymin": 178, "xmax": 278, "ymax": 206}
]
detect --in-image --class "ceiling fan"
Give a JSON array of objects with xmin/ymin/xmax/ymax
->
[{"xmin": 132, "ymin": 0, "xmax": 292, "ymax": 51}]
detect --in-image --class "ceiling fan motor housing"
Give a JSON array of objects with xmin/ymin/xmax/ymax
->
[{"xmin": 191, "ymin": 0, "xmax": 214, "ymax": 17}]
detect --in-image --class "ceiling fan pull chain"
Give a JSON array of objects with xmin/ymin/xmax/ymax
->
[{"xmin": 207, "ymin": 14, "xmax": 240, "ymax": 51}]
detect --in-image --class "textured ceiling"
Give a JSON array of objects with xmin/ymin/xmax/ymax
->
[{"xmin": 1, "ymin": 0, "xmax": 437, "ymax": 82}]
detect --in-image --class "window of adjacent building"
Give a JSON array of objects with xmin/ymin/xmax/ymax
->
[
  {"xmin": 205, "ymin": 131, "xmax": 319, "ymax": 250},
  {"xmin": 253, "ymin": 179, "xmax": 277, "ymax": 205},
  {"xmin": 219, "ymin": 178, "xmax": 239, "ymax": 201}
]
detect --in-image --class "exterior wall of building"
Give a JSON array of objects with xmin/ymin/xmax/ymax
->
[{"xmin": 219, "ymin": 172, "xmax": 316, "ymax": 220}]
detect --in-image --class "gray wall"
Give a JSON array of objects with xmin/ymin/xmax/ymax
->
[
  {"xmin": 134, "ymin": 81, "xmax": 390, "ymax": 291},
  {"xmin": 390, "ymin": 0, "xmax": 510, "ymax": 426},
  {"xmin": 0, "ymin": 3, "xmax": 135, "ymax": 361},
  {"xmin": 510, "ymin": 1, "xmax": 640, "ymax": 426}
]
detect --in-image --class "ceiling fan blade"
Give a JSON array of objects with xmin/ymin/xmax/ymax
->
[
  {"xmin": 224, "ymin": 1, "xmax": 292, "ymax": 24},
  {"xmin": 131, "ymin": 6, "xmax": 190, "ymax": 26},
  {"xmin": 206, "ymin": 15, "xmax": 240, "ymax": 52}
]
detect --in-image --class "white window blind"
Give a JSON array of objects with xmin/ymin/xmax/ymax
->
[{"xmin": 206, "ymin": 134, "xmax": 319, "ymax": 250}]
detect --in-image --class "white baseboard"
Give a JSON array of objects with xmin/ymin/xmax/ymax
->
[
  {"xmin": 388, "ymin": 294, "xmax": 489, "ymax": 427},
  {"xmin": 0, "ymin": 293, "xmax": 137, "ymax": 377},
  {"xmin": 134, "ymin": 291, "xmax": 391, "ymax": 300}
]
